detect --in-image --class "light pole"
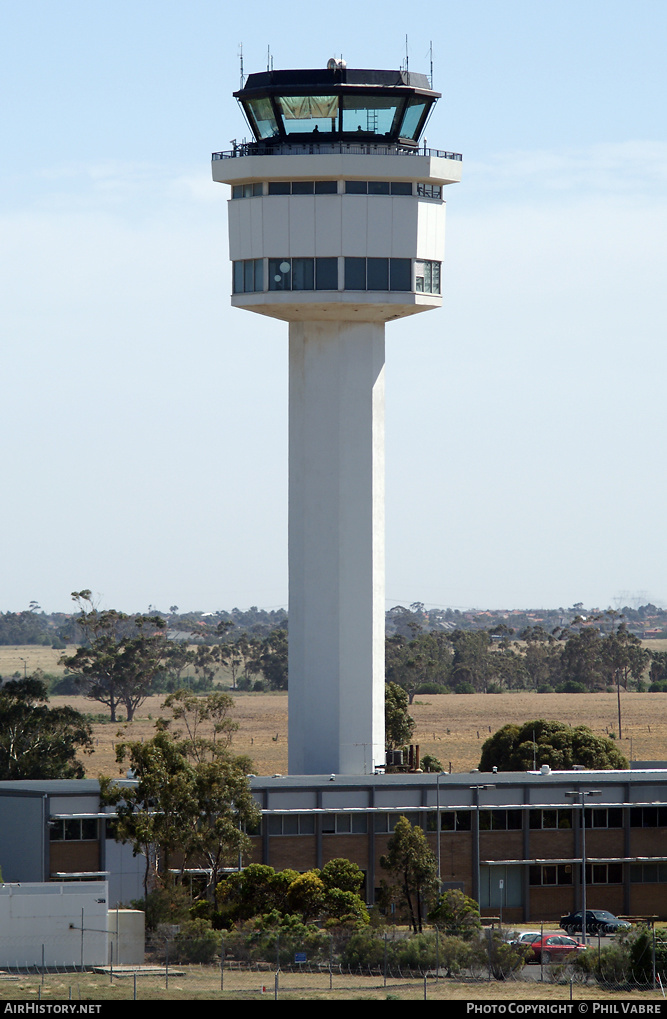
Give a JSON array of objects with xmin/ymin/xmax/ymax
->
[
  {"xmin": 471, "ymin": 783, "xmax": 496, "ymax": 908},
  {"xmin": 436, "ymin": 770, "xmax": 442, "ymax": 886},
  {"xmin": 565, "ymin": 788, "xmax": 601, "ymax": 946}
]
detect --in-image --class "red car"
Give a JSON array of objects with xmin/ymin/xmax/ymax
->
[{"xmin": 527, "ymin": 935, "xmax": 587, "ymax": 964}]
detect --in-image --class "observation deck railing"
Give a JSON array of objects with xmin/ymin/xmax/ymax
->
[{"xmin": 212, "ymin": 141, "xmax": 462, "ymax": 161}]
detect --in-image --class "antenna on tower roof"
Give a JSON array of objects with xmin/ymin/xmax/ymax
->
[
  {"xmin": 239, "ymin": 43, "xmax": 245, "ymax": 89},
  {"xmin": 267, "ymin": 45, "xmax": 273, "ymax": 72},
  {"xmin": 428, "ymin": 40, "xmax": 433, "ymax": 88},
  {"xmin": 405, "ymin": 34, "xmax": 409, "ymax": 76}
]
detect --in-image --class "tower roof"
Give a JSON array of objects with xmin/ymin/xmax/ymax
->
[{"xmin": 235, "ymin": 65, "xmax": 440, "ymax": 149}]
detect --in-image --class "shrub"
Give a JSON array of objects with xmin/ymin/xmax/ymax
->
[
  {"xmin": 174, "ymin": 919, "xmax": 222, "ymax": 963},
  {"xmin": 428, "ymin": 889, "xmax": 481, "ymax": 940}
]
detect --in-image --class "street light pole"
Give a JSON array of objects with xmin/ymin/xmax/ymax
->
[
  {"xmin": 471, "ymin": 783, "xmax": 496, "ymax": 909},
  {"xmin": 565, "ymin": 788, "xmax": 601, "ymax": 947},
  {"xmin": 436, "ymin": 770, "xmax": 442, "ymax": 887}
]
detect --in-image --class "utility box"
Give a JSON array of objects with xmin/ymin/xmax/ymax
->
[{"xmin": 107, "ymin": 908, "xmax": 145, "ymax": 965}]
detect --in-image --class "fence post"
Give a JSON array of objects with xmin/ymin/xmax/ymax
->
[
  {"xmin": 220, "ymin": 936, "xmax": 225, "ymax": 992},
  {"xmin": 384, "ymin": 932, "xmax": 388, "ymax": 987},
  {"xmin": 329, "ymin": 934, "xmax": 333, "ymax": 991},
  {"xmin": 165, "ymin": 939, "xmax": 169, "ymax": 991}
]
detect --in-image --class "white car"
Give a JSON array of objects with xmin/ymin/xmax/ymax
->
[{"xmin": 508, "ymin": 931, "xmax": 542, "ymax": 948}]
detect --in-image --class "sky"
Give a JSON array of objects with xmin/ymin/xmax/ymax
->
[{"xmin": 1, "ymin": 0, "xmax": 666, "ymax": 616}]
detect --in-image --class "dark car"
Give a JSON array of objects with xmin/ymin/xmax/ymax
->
[
  {"xmin": 559, "ymin": 910, "xmax": 631, "ymax": 936},
  {"xmin": 527, "ymin": 935, "xmax": 587, "ymax": 964}
]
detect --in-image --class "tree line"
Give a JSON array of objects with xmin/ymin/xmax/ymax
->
[{"xmin": 386, "ymin": 618, "xmax": 660, "ymax": 702}]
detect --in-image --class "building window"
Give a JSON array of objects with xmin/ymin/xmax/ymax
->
[
  {"xmin": 585, "ymin": 863, "xmax": 623, "ymax": 884},
  {"xmin": 267, "ymin": 814, "xmax": 316, "ymax": 836},
  {"xmin": 630, "ymin": 862, "xmax": 667, "ymax": 883},
  {"xmin": 267, "ymin": 180, "xmax": 337, "ymax": 195},
  {"xmin": 231, "ymin": 183, "xmax": 263, "ymax": 199},
  {"xmin": 268, "ymin": 258, "xmax": 338, "ymax": 292},
  {"xmin": 529, "ymin": 809, "xmax": 573, "ymax": 830},
  {"xmin": 529, "ymin": 864, "xmax": 573, "ymax": 886},
  {"xmin": 585, "ymin": 807, "xmax": 624, "ymax": 829},
  {"xmin": 322, "ymin": 813, "xmax": 368, "ymax": 835},
  {"xmin": 479, "ymin": 809, "xmax": 523, "ymax": 831},
  {"xmin": 49, "ymin": 818, "xmax": 98, "ymax": 841},
  {"xmin": 344, "ymin": 181, "xmax": 413, "ymax": 196},
  {"xmin": 630, "ymin": 807, "xmax": 667, "ymax": 827},
  {"xmin": 344, "ymin": 257, "xmax": 412, "ymax": 292},
  {"xmin": 414, "ymin": 260, "xmax": 441, "ymax": 294},
  {"xmin": 416, "ymin": 183, "xmax": 442, "ymax": 199},
  {"xmin": 374, "ymin": 812, "xmax": 419, "ymax": 834},
  {"xmin": 233, "ymin": 259, "xmax": 264, "ymax": 294},
  {"xmin": 438, "ymin": 810, "xmax": 472, "ymax": 832}
]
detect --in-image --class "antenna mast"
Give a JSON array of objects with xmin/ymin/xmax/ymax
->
[{"xmin": 239, "ymin": 43, "xmax": 244, "ymax": 89}]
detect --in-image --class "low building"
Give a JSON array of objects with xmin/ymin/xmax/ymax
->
[
  {"xmin": 0, "ymin": 780, "xmax": 144, "ymax": 907},
  {"xmin": 248, "ymin": 768, "xmax": 667, "ymax": 923},
  {"xmin": 3, "ymin": 770, "xmax": 667, "ymax": 924}
]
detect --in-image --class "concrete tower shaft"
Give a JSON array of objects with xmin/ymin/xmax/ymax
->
[{"xmin": 213, "ymin": 64, "xmax": 460, "ymax": 775}]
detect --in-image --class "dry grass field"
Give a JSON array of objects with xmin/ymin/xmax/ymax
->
[
  {"xmin": 3, "ymin": 644, "xmax": 667, "ymax": 779},
  {"xmin": 43, "ymin": 689, "xmax": 667, "ymax": 781},
  {"xmin": 0, "ymin": 967, "xmax": 665, "ymax": 1001}
]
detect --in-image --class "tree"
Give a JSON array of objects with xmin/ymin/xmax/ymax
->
[
  {"xmin": 428, "ymin": 888, "xmax": 481, "ymax": 940},
  {"xmin": 101, "ymin": 692, "xmax": 260, "ymax": 900},
  {"xmin": 380, "ymin": 816, "xmax": 438, "ymax": 933},
  {"xmin": 217, "ymin": 859, "xmax": 368, "ymax": 928},
  {"xmin": 0, "ymin": 676, "xmax": 92, "ymax": 779},
  {"xmin": 385, "ymin": 631, "xmax": 453, "ymax": 702},
  {"xmin": 385, "ymin": 682, "xmax": 415, "ymax": 754},
  {"xmin": 601, "ymin": 625, "xmax": 650, "ymax": 738},
  {"xmin": 479, "ymin": 719, "xmax": 628, "ymax": 772},
  {"xmin": 449, "ymin": 630, "xmax": 494, "ymax": 692},
  {"xmin": 61, "ymin": 590, "xmax": 176, "ymax": 721}
]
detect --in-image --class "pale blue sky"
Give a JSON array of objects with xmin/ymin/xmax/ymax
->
[{"xmin": 1, "ymin": 1, "xmax": 666, "ymax": 614}]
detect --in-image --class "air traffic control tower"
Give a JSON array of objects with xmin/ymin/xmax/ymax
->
[{"xmin": 212, "ymin": 60, "xmax": 461, "ymax": 776}]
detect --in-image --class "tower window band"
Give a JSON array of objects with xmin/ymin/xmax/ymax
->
[
  {"xmin": 344, "ymin": 257, "xmax": 414, "ymax": 293},
  {"xmin": 267, "ymin": 258, "xmax": 338, "ymax": 291}
]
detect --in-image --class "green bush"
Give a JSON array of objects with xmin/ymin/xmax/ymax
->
[{"xmin": 174, "ymin": 919, "xmax": 222, "ymax": 963}]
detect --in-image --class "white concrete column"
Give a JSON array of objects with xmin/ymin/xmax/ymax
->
[{"xmin": 288, "ymin": 320, "xmax": 386, "ymax": 775}]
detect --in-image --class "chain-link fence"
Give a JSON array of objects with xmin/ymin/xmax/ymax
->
[{"xmin": 1, "ymin": 928, "xmax": 665, "ymax": 1000}]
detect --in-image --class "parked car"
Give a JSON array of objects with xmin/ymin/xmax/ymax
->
[
  {"xmin": 559, "ymin": 910, "xmax": 632, "ymax": 936},
  {"xmin": 507, "ymin": 931, "xmax": 542, "ymax": 948},
  {"xmin": 527, "ymin": 935, "xmax": 587, "ymax": 964}
]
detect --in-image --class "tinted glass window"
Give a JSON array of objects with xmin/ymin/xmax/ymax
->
[
  {"xmin": 368, "ymin": 181, "xmax": 390, "ymax": 195},
  {"xmin": 292, "ymin": 258, "xmax": 314, "ymax": 290},
  {"xmin": 345, "ymin": 258, "xmax": 366, "ymax": 290},
  {"xmin": 390, "ymin": 258, "xmax": 411, "ymax": 292},
  {"xmin": 315, "ymin": 258, "xmax": 338, "ymax": 290},
  {"xmin": 367, "ymin": 258, "xmax": 388, "ymax": 291}
]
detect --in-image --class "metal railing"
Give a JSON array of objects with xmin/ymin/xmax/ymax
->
[{"xmin": 212, "ymin": 142, "xmax": 462, "ymax": 161}]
